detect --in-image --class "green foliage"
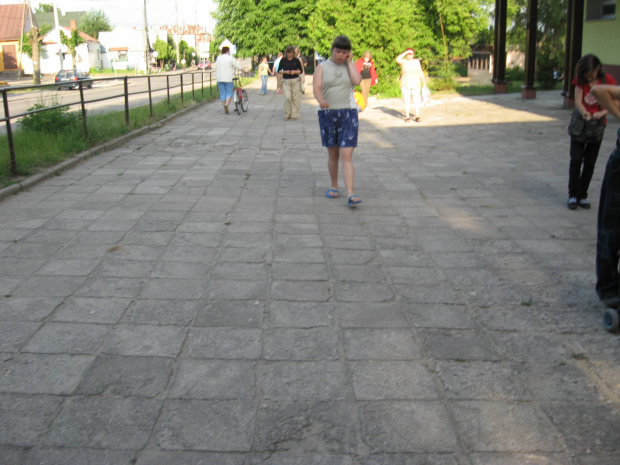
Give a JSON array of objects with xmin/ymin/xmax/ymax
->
[
  {"xmin": 505, "ymin": 65, "xmax": 525, "ymax": 82},
  {"xmin": 20, "ymin": 24, "xmax": 52, "ymax": 58},
  {"xmin": 80, "ymin": 9, "xmax": 112, "ymax": 39},
  {"xmin": 213, "ymin": 0, "xmax": 315, "ymax": 57},
  {"xmin": 20, "ymin": 99, "xmax": 81, "ymax": 134},
  {"xmin": 60, "ymin": 29, "xmax": 86, "ymax": 69},
  {"xmin": 34, "ymin": 3, "xmax": 54, "ymax": 13},
  {"xmin": 154, "ymin": 35, "xmax": 175, "ymax": 65},
  {"xmin": 506, "ymin": 0, "xmax": 567, "ymax": 83}
]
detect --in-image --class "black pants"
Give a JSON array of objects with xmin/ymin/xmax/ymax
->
[
  {"xmin": 596, "ymin": 131, "xmax": 620, "ymax": 299},
  {"xmin": 569, "ymin": 137, "xmax": 603, "ymax": 200}
]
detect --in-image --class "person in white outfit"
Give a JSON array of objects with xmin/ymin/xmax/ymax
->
[
  {"xmin": 396, "ymin": 48, "xmax": 426, "ymax": 123},
  {"xmin": 216, "ymin": 46, "xmax": 243, "ymax": 114}
]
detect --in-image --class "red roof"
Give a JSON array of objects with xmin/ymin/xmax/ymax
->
[
  {"xmin": 0, "ymin": 3, "xmax": 34, "ymax": 42},
  {"xmin": 42, "ymin": 26, "xmax": 98, "ymax": 45}
]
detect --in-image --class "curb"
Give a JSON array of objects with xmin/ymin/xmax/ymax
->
[{"xmin": 0, "ymin": 100, "xmax": 208, "ymax": 202}]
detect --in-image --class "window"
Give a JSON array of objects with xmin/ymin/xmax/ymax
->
[{"xmin": 586, "ymin": 0, "xmax": 616, "ymax": 20}]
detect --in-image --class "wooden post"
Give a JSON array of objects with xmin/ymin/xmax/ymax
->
[
  {"xmin": 563, "ymin": 0, "xmax": 584, "ymax": 108},
  {"xmin": 493, "ymin": 0, "xmax": 508, "ymax": 93},
  {"xmin": 522, "ymin": 0, "xmax": 538, "ymax": 99}
]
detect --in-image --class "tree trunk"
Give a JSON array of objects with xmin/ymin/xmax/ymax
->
[
  {"xmin": 72, "ymin": 51, "xmax": 77, "ymax": 70},
  {"xmin": 31, "ymin": 39, "xmax": 41, "ymax": 85}
]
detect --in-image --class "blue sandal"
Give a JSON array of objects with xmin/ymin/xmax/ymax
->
[
  {"xmin": 325, "ymin": 188, "xmax": 338, "ymax": 198},
  {"xmin": 348, "ymin": 195, "xmax": 362, "ymax": 207}
]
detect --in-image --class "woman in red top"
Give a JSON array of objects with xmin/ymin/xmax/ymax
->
[
  {"xmin": 355, "ymin": 51, "xmax": 378, "ymax": 111},
  {"xmin": 568, "ymin": 54, "xmax": 617, "ymax": 210}
]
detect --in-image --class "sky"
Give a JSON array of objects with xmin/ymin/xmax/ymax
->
[{"xmin": 1, "ymin": 0, "xmax": 217, "ymax": 31}]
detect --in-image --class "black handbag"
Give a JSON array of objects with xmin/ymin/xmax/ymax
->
[{"xmin": 568, "ymin": 109, "xmax": 606, "ymax": 143}]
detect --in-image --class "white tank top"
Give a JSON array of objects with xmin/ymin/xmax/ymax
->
[{"xmin": 320, "ymin": 60, "xmax": 355, "ymax": 110}]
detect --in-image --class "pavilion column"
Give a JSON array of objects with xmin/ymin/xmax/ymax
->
[
  {"xmin": 492, "ymin": 0, "xmax": 507, "ymax": 93},
  {"xmin": 522, "ymin": 0, "xmax": 538, "ymax": 99},
  {"xmin": 563, "ymin": 0, "xmax": 584, "ymax": 108}
]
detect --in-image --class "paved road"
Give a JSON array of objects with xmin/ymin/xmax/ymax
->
[{"xmin": 0, "ymin": 76, "xmax": 619, "ymax": 464}]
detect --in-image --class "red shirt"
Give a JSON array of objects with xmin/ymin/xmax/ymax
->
[{"xmin": 572, "ymin": 73, "xmax": 617, "ymax": 115}]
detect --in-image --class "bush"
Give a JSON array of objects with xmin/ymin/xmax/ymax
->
[
  {"xmin": 505, "ymin": 66, "xmax": 525, "ymax": 83},
  {"xmin": 428, "ymin": 61, "xmax": 458, "ymax": 91},
  {"xmin": 20, "ymin": 100, "xmax": 81, "ymax": 134}
]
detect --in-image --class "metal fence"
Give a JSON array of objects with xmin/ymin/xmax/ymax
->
[{"xmin": 0, "ymin": 70, "xmax": 218, "ymax": 176}]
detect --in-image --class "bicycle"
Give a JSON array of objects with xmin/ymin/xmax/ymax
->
[{"xmin": 232, "ymin": 77, "xmax": 249, "ymax": 114}]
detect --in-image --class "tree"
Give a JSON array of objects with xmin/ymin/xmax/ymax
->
[
  {"xmin": 60, "ymin": 29, "xmax": 85, "ymax": 70},
  {"xmin": 21, "ymin": 25, "xmax": 52, "ymax": 84},
  {"xmin": 153, "ymin": 34, "xmax": 176, "ymax": 67},
  {"xmin": 310, "ymin": 0, "xmax": 435, "ymax": 86},
  {"xmin": 80, "ymin": 9, "xmax": 112, "ymax": 39},
  {"xmin": 212, "ymin": 0, "xmax": 316, "ymax": 57},
  {"xmin": 506, "ymin": 0, "xmax": 567, "ymax": 88},
  {"xmin": 34, "ymin": 3, "xmax": 54, "ymax": 13}
]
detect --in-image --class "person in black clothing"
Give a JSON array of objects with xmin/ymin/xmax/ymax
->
[
  {"xmin": 277, "ymin": 45, "xmax": 303, "ymax": 120},
  {"xmin": 591, "ymin": 84, "xmax": 620, "ymax": 307}
]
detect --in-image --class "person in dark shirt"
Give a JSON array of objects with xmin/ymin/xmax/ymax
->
[{"xmin": 277, "ymin": 45, "xmax": 303, "ymax": 120}]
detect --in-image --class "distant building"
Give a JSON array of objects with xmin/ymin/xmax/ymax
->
[
  {"xmin": 583, "ymin": 0, "xmax": 619, "ymax": 81},
  {"xmin": 33, "ymin": 10, "xmax": 86, "ymax": 30},
  {"xmin": 0, "ymin": 3, "xmax": 36, "ymax": 72}
]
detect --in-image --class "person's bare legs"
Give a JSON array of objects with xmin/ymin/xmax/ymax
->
[
  {"xmin": 327, "ymin": 147, "xmax": 340, "ymax": 193},
  {"xmin": 339, "ymin": 147, "xmax": 355, "ymax": 198}
]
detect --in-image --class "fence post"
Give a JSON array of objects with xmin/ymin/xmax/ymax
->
[
  {"xmin": 210, "ymin": 72, "xmax": 213, "ymax": 98},
  {"xmin": 201, "ymin": 71, "xmax": 204, "ymax": 97},
  {"xmin": 192, "ymin": 72, "xmax": 195, "ymax": 100},
  {"xmin": 2, "ymin": 89, "xmax": 18, "ymax": 176},
  {"xmin": 124, "ymin": 76, "xmax": 129, "ymax": 126},
  {"xmin": 181, "ymin": 74, "xmax": 184, "ymax": 103},
  {"xmin": 167, "ymin": 75, "xmax": 170, "ymax": 105},
  {"xmin": 147, "ymin": 75, "xmax": 153, "ymax": 117},
  {"xmin": 78, "ymin": 81, "xmax": 88, "ymax": 138}
]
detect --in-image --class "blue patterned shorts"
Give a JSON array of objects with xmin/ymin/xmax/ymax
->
[{"xmin": 318, "ymin": 109, "xmax": 359, "ymax": 148}]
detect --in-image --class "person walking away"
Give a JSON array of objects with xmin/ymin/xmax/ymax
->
[
  {"xmin": 216, "ymin": 46, "xmax": 243, "ymax": 114},
  {"xmin": 590, "ymin": 84, "xmax": 620, "ymax": 307},
  {"xmin": 355, "ymin": 51, "xmax": 378, "ymax": 110},
  {"xmin": 313, "ymin": 35, "xmax": 363, "ymax": 207},
  {"xmin": 567, "ymin": 54, "xmax": 616, "ymax": 210},
  {"xmin": 396, "ymin": 48, "xmax": 426, "ymax": 123},
  {"xmin": 277, "ymin": 45, "xmax": 303, "ymax": 120},
  {"xmin": 258, "ymin": 56, "xmax": 270, "ymax": 95},
  {"xmin": 273, "ymin": 52, "xmax": 284, "ymax": 94}
]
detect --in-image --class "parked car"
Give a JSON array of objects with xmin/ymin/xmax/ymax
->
[
  {"xmin": 196, "ymin": 60, "xmax": 211, "ymax": 70},
  {"xmin": 55, "ymin": 69, "xmax": 92, "ymax": 89}
]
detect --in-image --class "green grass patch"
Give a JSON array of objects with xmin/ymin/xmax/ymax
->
[{"xmin": 0, "ymin": 86, "xmax": 218, "ymax": 188}]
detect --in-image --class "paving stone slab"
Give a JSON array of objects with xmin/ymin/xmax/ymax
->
[
  {"xmin": 22, "ymin": 322, "xmax": 110, "ymax": 354},
  {"xmin": 44, "ymin": 396, "xmax": 161, "ymax": 449},
  {"xmin": 254, "ymin": 402, "xmax": 359, "ymax": 454},
  {"xmin": 451, "ymin": 401, "xmax": 563, "ymax": 453},
  {"xmin": 169, "ymin": 358, "xmax": 256, "ymax": 400},
  {"xmin": 360, "ymin": 401, "xmax": 459, "ymax": 453},
  {"xmin": 0, "ymin": 394, "xmax": 63, "ymax": 446},
  {"xmin": 343, "ymin": 329, "xmax": 421, "ymax": 360},
  {"xmin": 155, "ymin": 400, "xmax": 255, "ymax": 451},
  {"xmin": 76, "ymin": 355, "xmax": 174, "ymax": 397},
  {"xmin": 0, "ymin": 354, "xmax": 94, "ymax": 394}
]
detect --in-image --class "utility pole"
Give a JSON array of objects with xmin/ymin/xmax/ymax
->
[
  {"xmin": 17, "ymin": 0, "xmax": 27, "ymax": 80},
  {"xmin": 143, "ymin": 0, "xmax": 149, "ymax": 73},
  {"xmin": 52, "ymin": 1, "xmax": 63, "ymax": 70},
  {"xmin": 175, "ymin": 0, "xmax": 180, "ymax": 68}
]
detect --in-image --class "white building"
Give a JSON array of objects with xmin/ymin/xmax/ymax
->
[
  {"xmin": 98, "ymin": 27, "xmax": 165, "ymax": 72},
  {"xmin": 21, "ymin": 22, "xmax": 100, "ymax": 75}
]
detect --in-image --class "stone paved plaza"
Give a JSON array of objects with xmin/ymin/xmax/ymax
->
[{"xmin": 0, "ymin": 76, "xmax": 619, "ymax": 464}]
